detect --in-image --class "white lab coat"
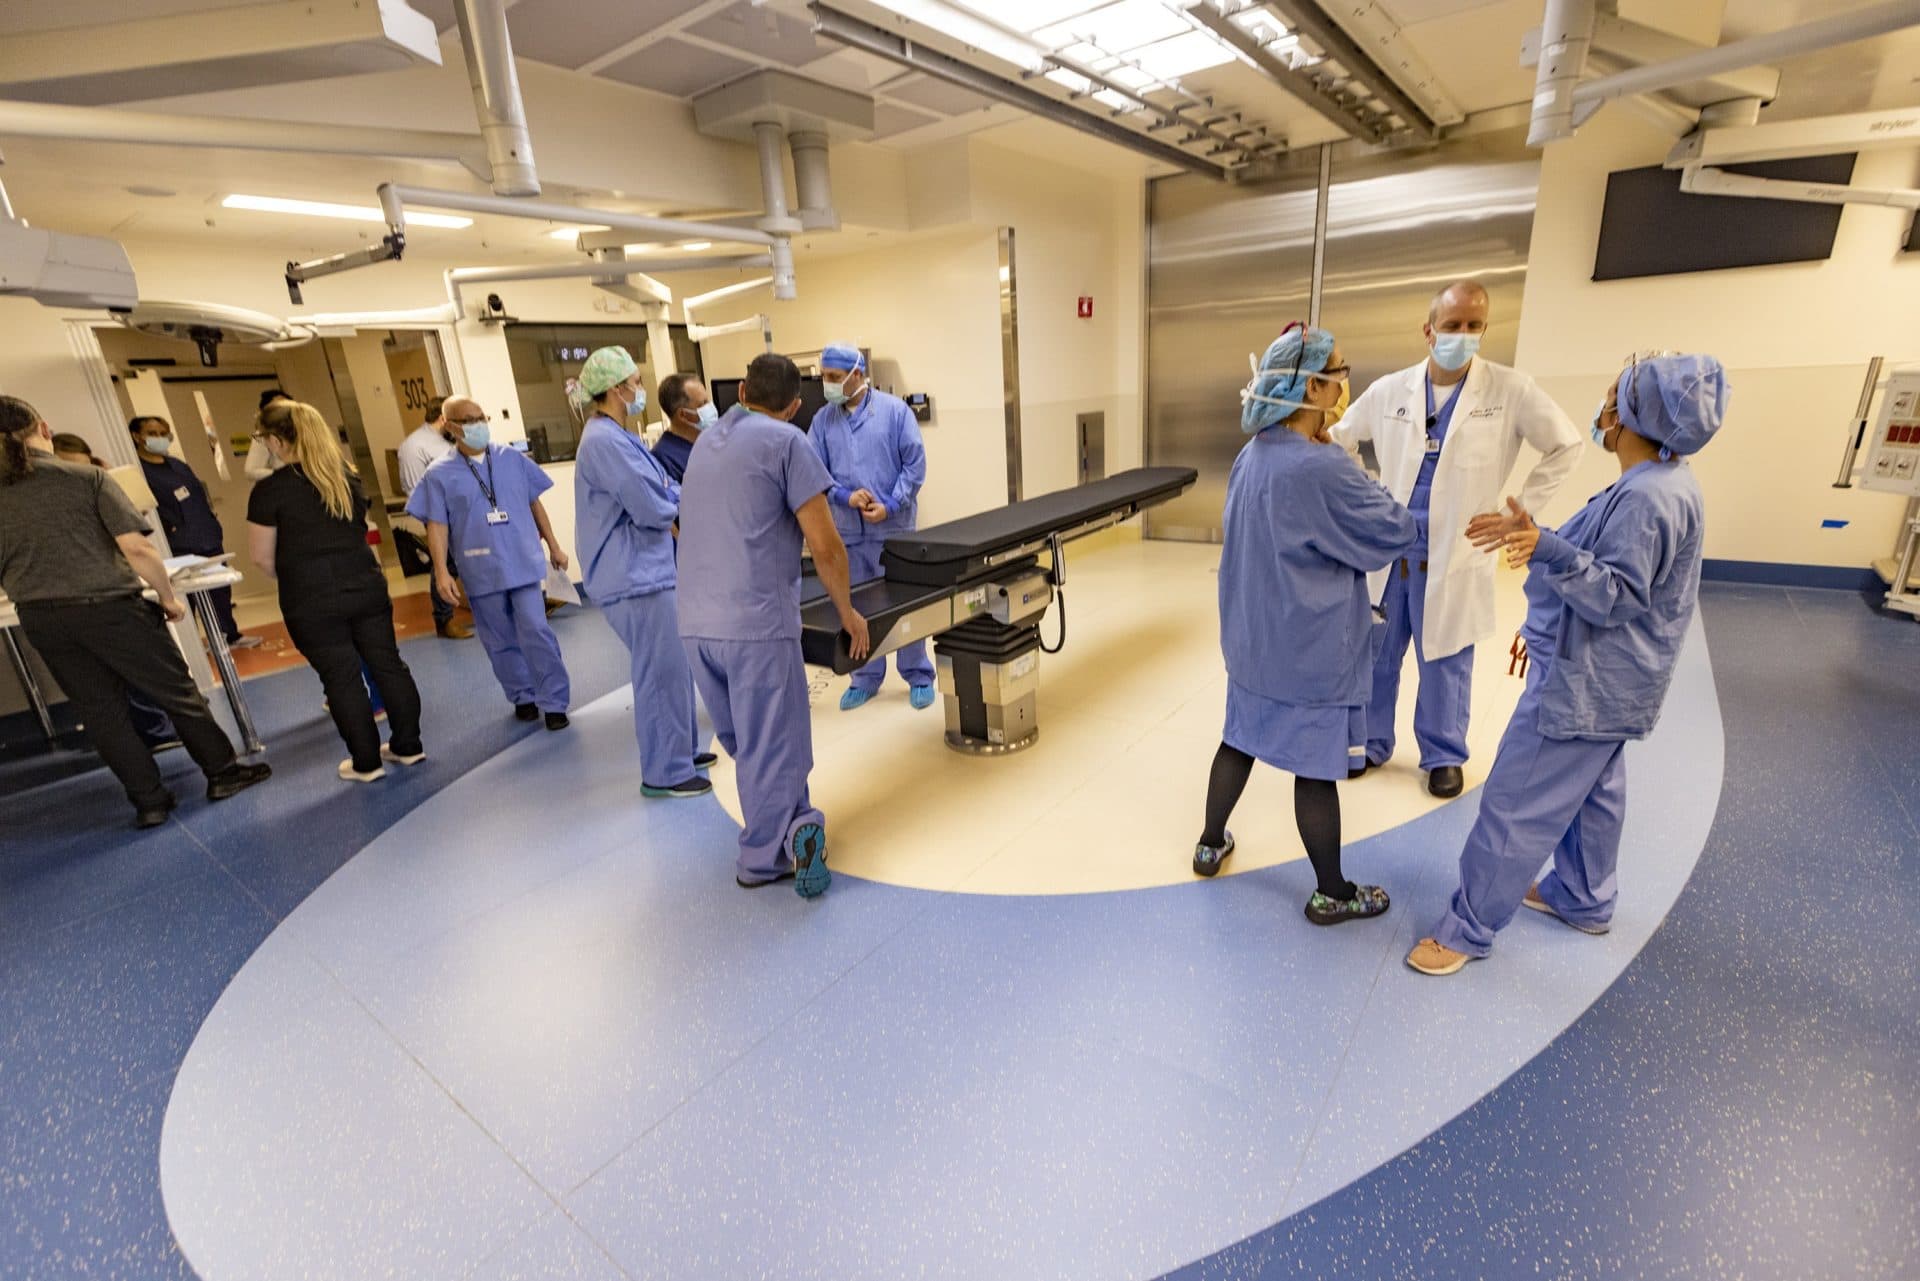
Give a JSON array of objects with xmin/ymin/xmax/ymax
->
[{"xmin": 1330, "ymin": 357, "xmax": 1582, "ymax": 660}]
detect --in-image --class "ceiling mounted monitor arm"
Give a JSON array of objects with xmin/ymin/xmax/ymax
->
[
  {"xmin": 284, "ymin": 184, "xmax": 406, "ymax": 305},
  {"xmin": 1665, "ymin": 107, "xmax": 1920, "ymax": 211},
  {"xmin": 1530, "ymin": 0, "xmax": 1920, "ymax": 145}
]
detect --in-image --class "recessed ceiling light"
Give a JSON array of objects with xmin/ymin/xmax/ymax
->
[
  {"xmin": 548, "ymin": 225, "xmax": 611, "ymax": 240},
  {"xmin": 221, "ymin": 193, "xmax": 472, "ymax": 229},
  {"xmin": 126, "ymin": 185, "xmax": 176, "ymax": 198}
]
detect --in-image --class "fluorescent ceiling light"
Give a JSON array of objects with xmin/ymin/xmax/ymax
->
[
  {"xmin": 221, "ymin": 193, "xmax": 472, "ymax": 229},
  {"xmin": 1036, "ymin": 0, "xmax": 1185, "ymax": 53},
  {"xmin": 1127, "ymin": 30, "xmax": 1234, "ymax": 79},
  {"xmin": 1105, "ymin": 64, "xmax": 1156, "ymax": 89},
  {"xmin": 548, "ymin": 225, "xmax": 610, "ymax": 240},
  {"xmin": 1046, "ymin": 67, "xmax": 1093, "ymax": 93},
  {"xmin": 1091, "ymin": 88, "xmax": 1134, "ymax": 110},
  {"xmin": 954, "ymin": 0, "xmax": 1094, "ymax": 32},
  {"xmin": 682, "ymin": 241, "xmax": 713, "ymax": 251}
]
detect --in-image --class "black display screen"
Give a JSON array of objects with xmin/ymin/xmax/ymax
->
[
  {"xmin": 710, "ymin": 376, "xmax": 827, "ymax": 432},
  {"xmin": 1592, "ymin": 153, "xmax": 1855, "ymax": 281}
]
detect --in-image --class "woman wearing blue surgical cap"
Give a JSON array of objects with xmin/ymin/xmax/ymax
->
[
  {"xmin": 1193, "ymin": 324, "xmax": 1418, "ymax": 926},
  {"xmin": 1408, "ymin": 352, "xmax": 1726, "ymax": 976}
]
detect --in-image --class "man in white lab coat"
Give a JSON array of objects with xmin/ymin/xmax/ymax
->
[{"xmin": 1330, "ymin": 279, "xmax": 1582, "ymax": 798}]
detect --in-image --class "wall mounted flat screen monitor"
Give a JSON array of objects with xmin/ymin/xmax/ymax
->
[
  {"xmin": 710, "ymin": 377, "xmax": 828, "ymax": 432},
  {"xmin": 1592, "ymin": 154, "xmax": 1856, "ymax": 281}
]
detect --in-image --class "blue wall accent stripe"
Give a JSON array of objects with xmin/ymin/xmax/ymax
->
[{"xmin": 1700, "ymin": 559, "xmax": 1882, "ymax": 591}]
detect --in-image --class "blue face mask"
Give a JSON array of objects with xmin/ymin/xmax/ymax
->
[
  {"xmin": 695, "ymin": 403, "xmax": 718, "ymax": 429},
  {"xmin": 462, "ymin": 420, "xmax": 490, "ymax": 450},
  {"xmin": 141, "ymin": 435, "xmax": 171, "ymax": 455},
  {"xmin": 1431, "ymin": 332, "xmax": 1480, "ymax": 372},
  {"xmin": 625, "ymin": 383, "xmax": 646, "ymax": 416}
]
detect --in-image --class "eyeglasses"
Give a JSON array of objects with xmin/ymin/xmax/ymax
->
[
  {"xmin": 447, "ymin": 415, "xmax": 487, "ymax": 427},
  {"xmin": 1317, "ymin": 364, "xmax": 1351, "ymax": 381}
]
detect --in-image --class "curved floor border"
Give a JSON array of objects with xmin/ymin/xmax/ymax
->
[{"xmin": 158, "ymin": 617, "xmax": 1721, "ymax": 1281}]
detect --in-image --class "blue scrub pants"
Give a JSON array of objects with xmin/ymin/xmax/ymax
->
[
  {"xmin": 847, "ymin": 540, "xmax": 933, "ymax": 694},
  {"xmin": 601, "ymin": 591, "xmax": 698, "ymax": 788},
  {"xmin": 1433, "ymin": 667, "xmax": 1626, "ymax": 957},
  {"xmin": 1367, "ymin": 549, "xmax": 1473, "ymax": 769},
  {"xmin": 683, "ymin": 637, "xmax": 823, "ymax": 882},
  {"xmin": 467, "ymin": 583, "xmax": 570, "ymax": 713}
]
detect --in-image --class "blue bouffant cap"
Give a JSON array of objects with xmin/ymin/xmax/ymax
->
[{"xmin": 1616, "ymin": 353, "xmax": 1727, "ymax": 457}]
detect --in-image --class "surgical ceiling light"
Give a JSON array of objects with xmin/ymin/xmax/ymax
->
[{"xmin": 222, "ymin": 194, "xmax": 473, "ymax": 229}]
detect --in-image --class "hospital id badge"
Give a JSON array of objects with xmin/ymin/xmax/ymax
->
[
  {"xmin": 485, "ymin": 509, "xmax": 510, "ymax": 526},
  {"xmin": 1424, "ymin": 437, "xmax": 1441, "ymax": 456}
]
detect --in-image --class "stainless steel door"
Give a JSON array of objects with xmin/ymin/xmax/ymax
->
[
  {"xmin": 1145, "ymin": 161, "xmax": 1322, "ymax": 541},
  {"xmin": 1317, "ymin": 132, "xmax": 1539, "ymax": 392},
  {"xmin": 1143, "ymin": 130, "xmax": 1539, "ymax": 541}
]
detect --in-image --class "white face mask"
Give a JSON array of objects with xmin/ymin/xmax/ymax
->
[
  {"xmin": 694, "ymin": 403, "xmax": 718, "ymax": 429},
  {"xmin": 142, "ymin": 435, "xmax": 171, "ymax": 455}
]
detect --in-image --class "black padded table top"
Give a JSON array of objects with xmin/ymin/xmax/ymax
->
[{"xmin": 880, "ymin": 467, "xmax": 1196, "ymax": 587}]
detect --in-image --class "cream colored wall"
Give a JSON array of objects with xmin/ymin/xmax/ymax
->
[
  {"xmin": 692, "ymin": 228, "xmax": 1009, "ymax": 528},
  {"xmin": 1514, "ymin": 108, "xmax": 1920, "ymax": 567}
]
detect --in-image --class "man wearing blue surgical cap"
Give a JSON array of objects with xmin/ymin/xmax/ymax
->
[
  {"xmin": 1409, "ymin": 353, "xmax": 1726, "ymax": 976},
  {"xmin": 1194, "ymin": 325, "xmax": 1418, "ymax": 926},
  {"xmin": 806, "ymin": 342, "xmax": 935, "ymax": 712}
]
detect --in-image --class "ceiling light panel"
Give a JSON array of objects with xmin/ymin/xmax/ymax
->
[
  {"xmin": 952, "ymin": 0, "xmax": 1091, "ymax": 32},
  {"xmin": 1126, "ymin": 29, "xmax": 1235, "ymax": 79},
  {"xmin": 1035, "ymin": 0, "xmax": 1186, "ymax": 53},
  {"xmin": 221, "ymin": 194, "xmax": 471, "ymax": 229}
]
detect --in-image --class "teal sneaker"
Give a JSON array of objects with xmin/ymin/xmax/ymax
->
[
  {"xmin": 909, "ymin": 684, "xmax": 936, "ymax": 711},
  {"xmin": 839, "ymin": 687, "xmax": 875, "ymax": 712},
  {"xmin": 791, "ymin": 823, "xmax": 830, "ymax": 898}
]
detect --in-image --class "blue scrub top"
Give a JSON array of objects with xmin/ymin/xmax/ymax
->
[
  {"xmin": 1521, "ymin": 460, "xmax": 1705, "ymax": 741},
  {"xmin": 1219, "ymin": 428, "xmax": 1417, "ymax": 707},
  {"xmin": 575, "ymin": 415, "xmax": 679, "ymax": 606},
  {"xmin": 806, "ymin": 389, "xmax": 926, "ymax": 544},
  {"xmin": 652, "ymin": 430, "xmax": 695, "ymax": 485},
  {"xmin": 140, "ymin": 455, "xmax": 224, "ymax": 555},
  {"xmin": 1406, "ymin": 375, "xmax": 1464, "ymax": 542},
  {"xmin": 406, "ymin": 443, "xmax": 552, "ymax": 597},
  {"xmin": 675, "ymin": 410, "xmax": 833, "ymax": 642}
]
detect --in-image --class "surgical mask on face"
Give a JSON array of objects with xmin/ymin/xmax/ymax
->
[
  {"xmin": 461, "ymin": 420, "xmax": 490, "ymax": 450},
  {"xmin": 1430, "ymin": 331, "xmax": 1481, "ymax": 372},
  {"xmin": 694, "ymin": 403, "xmax": 718, "ymax": 429},
  {"xmin": 1324, "ymin": 380, "xmax": 1351, "ymax": 427},
  {"xmin": 142, "ymin": 435, "xmax": 170, "ymax": 455},
  {"xmin": 623, "ymin": 383, "xmax": 647, "ymax": 416},
  {"xmin": 822, "ymin": 376, "xmax": 852, "ymax": 405}
]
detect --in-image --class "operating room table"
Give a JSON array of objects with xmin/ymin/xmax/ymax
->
[{"xmin": 800, "ymin": 466, "xmax": 1197, "ymax": 753}]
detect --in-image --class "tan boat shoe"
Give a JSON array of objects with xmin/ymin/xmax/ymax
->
[{"xmin": 1406, "ymin": 937, "xmax": 1472, "ymax": 976}]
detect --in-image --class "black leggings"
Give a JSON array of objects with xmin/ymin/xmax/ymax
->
[
  {"xmin": 283, "ymin": 576, "xmax": 422, "ymax": 773},
  {"xmin": 1200, "ymin": 743, "xmax": 1355, "ymax": 900}
]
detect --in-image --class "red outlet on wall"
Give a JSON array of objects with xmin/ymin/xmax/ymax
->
[{"xmin": 1077, "ymin": 296, "xmax": 1093, "ymax": 319}]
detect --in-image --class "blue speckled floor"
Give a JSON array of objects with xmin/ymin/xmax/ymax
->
[{"xmin": 3, "ymin": 584, "xmax": 1916, "ymax": 1280}]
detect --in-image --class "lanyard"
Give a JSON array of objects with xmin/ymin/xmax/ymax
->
[
  {"xmin": 1425, "ymin": 376, "xmax": 1463, "ymax": 435},
  {"xmin": 463, "ymin": 450, "xmax": 499, "ymax": 509}
]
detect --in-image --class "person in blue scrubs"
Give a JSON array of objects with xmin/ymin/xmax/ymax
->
[
  {"xmin": 650, "ymin": 374, "xmax": 715, "ymax": 485},
  {"xmin": 677, "ymin": 353, "xmax": 870, "ymax": 897},
  {"xmin": 130, "ymin": 416, "xmax": 257, "ymax": 649},
  {"xmin": 407, "ymin": 396, "xmax": 573, "ymax": 730},
  {"xmin": 1193, "ymin": 325, "xmax": 1418, "ymax": 926},
  {"xmin": 1407, "ymin": 353, "xmax": 1725, "ymax": 976},
  {"xmin": 572, "ymin": 347, "xmax": 712, "ymax": 798},
  {"xmin": 806, "ymin": 342, "xmax": 935, "ymax": 712}
]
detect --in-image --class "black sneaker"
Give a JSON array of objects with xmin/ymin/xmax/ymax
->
[
  {"xmin": 133, "ymin": 794, "xmax": 176, "ymax": 829},
  {"xmin": 695, "ymin": 752, "xmax": 719, "ymax": 768},
  {"xmin": 544, "ymin": 711, "xmax": 570, "ymax": 731},
  {"xmin": 1304, "ymin": 884, "xmax": 1391, "ymax": 926},
  {"xmin": 1427, "ymin": 766, "xmax": 1464, "ymax": 798},
  {"xmin": 514, "ymin": 703, "xmax": 540, "ymax": 722},
  {"xmin": 642, "ymin": 777, "xmax": 713, "ymax": 798},
  {"xmin": 206, "ymin": 761, "xmax": 272, "ymax": 802},
  {"xmin": 1192, "ymin": 831, "xmax": 1235, "ymax": 877},
  {"xmin": 736, "ymin": 869, "xmax": 797, "ymax": 889}
]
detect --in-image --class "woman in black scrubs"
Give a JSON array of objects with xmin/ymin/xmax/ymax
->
[{"xmin": 246, "ymin": 400, "xmax": 424, "ymax": 782}]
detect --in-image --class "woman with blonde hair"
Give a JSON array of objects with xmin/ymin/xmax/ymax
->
[{"xmin": 246, "ymin": 399, "xmax": 424, "ymax": 782}]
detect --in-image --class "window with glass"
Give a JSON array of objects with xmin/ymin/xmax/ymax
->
[{"xmin": 502, "ymin": 323, "xmax": 702, "ymax": 463}]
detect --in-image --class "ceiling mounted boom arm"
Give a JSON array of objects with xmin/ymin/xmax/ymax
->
[{"xmin": 454, "ymin": 0, "xmax": 539, "ymax": 196}]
